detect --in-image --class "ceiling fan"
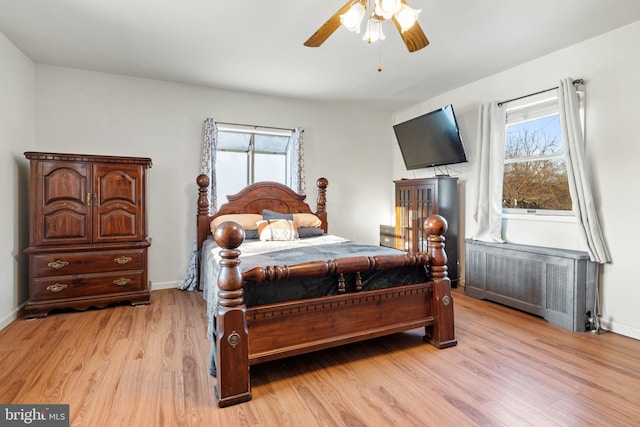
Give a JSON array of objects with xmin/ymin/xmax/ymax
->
[{"xmin": 304, "ymin": 0, "xmax": 429, "ymax": 53}]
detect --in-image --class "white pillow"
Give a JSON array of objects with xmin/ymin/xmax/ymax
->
[{"xmin": 256, "ymin": 219, "xmax": 299, "ymax": 241}]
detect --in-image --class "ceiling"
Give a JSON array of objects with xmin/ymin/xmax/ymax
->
[{"xmin": 2, "ymin": 0, "xmax": 640, "ymax": 111}]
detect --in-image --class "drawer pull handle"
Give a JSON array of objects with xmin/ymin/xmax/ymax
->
[
  {"xmin": 114, "ymin": 256, "xmax": 133, "ymax": 265},
  {"xmin": 48, "ymin": 260, "xmax": 69, "ymax": 269},
  {"xmin": 47, "ymin": 283, "xmax": 68, "ymax": 292},
  {"xmin": 113, "ymin": 278, "xmax": 131, "ymax": 286}
]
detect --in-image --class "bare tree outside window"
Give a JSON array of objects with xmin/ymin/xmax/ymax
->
[{"xmin": 503, "ymin": 114, "xmax": 572, "ymax": 211}]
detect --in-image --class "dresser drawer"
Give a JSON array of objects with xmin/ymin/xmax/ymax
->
[
  {"xmin": 32, "ymin": 271, "xmax": 145, "ymax": 301},
  {"xmin": 32, "ymin": 249, "xmax": 146, "ymax": 277}
]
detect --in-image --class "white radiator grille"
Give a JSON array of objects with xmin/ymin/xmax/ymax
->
[{"xmin": 465, "ymin": 239, "xmax": 597, "ymax": 332}]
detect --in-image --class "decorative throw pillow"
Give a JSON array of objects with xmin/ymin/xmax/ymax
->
[
  {"xmin": 292, "ymin": 213, "xmax": 322, "ymax": 228},
  {"xmin": 256, "ymin": 219, "xmax": 298, "ymax": 241},
  {"xmin": 244, "ymin": 229, "xmax": 259, "ymax": 240},
  {"xmin": 210, "ymin": 214, "xmax": 263, "ymax": 235},
  {"xmin": 262, "ymin": 209, "xmax": 293, "ymax": 221},
  {"xmin": 297, "ymin": 227, "xmax": 325, "ymax": 238}
]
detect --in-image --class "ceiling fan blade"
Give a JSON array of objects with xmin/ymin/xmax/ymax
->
[
  {"xmin": 392, "ymin": 16, "xmax": 429, "ymax": 52},
  {"xmin": 304, "ymin": 0, "xmax": 367, "ymax": 47}
]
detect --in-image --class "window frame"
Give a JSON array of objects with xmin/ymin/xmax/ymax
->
[
  {"xmin": 215, "ymin": 124, "xmax": 295, "ymax": 203},
  {"xmin": 501, "ymin": 89, "xmax": 584, "ymax": 217}
]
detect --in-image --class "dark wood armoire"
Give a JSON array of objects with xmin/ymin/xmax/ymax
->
[{"xmin": 23, "ymin": 152, "xmax": 152, "ymax": 318}]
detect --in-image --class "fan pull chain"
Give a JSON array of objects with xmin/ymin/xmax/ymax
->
[{"xmin": 378, "ymin": 42, "xmax": 383, "ymax": 72}]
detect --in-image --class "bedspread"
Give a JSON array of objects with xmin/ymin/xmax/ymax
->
[{"xmin": 201, "ymin": 235, "xmax": 429, "ymax": 340}]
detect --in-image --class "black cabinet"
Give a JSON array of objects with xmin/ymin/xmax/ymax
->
[{"xmin": 394, "ymin": 177, "xmax": 460, "ymax": 286}]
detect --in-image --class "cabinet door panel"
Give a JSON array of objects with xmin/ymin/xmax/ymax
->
[
  {"xmin": 99, "ymin": 168, "xmax": 138, "ymax": 204},
  {"xmin": 415, "ymin": 184, "xmax": 435, "ymax": 252},
  {"xmin": 394, "ymin": 181, "xmax": 435, "ymax": 252},
  {"xmin": 37, "ymin": 162, "xmax": 91, "ymax": 245},
  {"xmin": 43, "ymin": 210, "xmax": 88, "ymax": 239},
  {"xmin": 395, "ymin": 186, "xmax": 413, "ymax": 250},
  {"xmin": 94, "ymin": 164, "xmax": 144, "ymax": 242}
]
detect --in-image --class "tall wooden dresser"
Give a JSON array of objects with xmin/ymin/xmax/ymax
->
[
  {"xmin": 394, "ymin": 176, "xmax": 460, "ymax": 286},
  {"xmin": 23, "ymin": 152, "xmax": 152, "ymax": 318}
]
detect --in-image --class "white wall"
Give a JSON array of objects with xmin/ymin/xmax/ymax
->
[
  {"xmin": 393, "ymin": 21, "xmax": 640, "ymax": 339},
  {"xmin": 33, "ymin": 65, "xmax": 394, "ymax": 292},
  {"xmin": 0, "ymin": 33, "xmax": 35, "ymax": 328}
]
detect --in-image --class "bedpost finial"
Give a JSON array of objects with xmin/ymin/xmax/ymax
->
[
  {"xmin": 197, "ymin": 174, "xmax": 210, "ymax": 188},
  {"xmin": 316, "ymin": 177, "xmax": 328, "ymax": 189},
  {"xmin": 316, "ymin": 177, "xmax": 328, "ymax": 216},
  {"xmin": 424, "ymin": 215, "xmax": 448, "ymax": 236},
  {"xmin": 214, "ymin": 221, "xmax": 245, "ymax": 249}
]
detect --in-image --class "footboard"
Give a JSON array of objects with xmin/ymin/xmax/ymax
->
[
  {"xmin": 212, "ymin": 214, "xmax": 456, "ymax": 407},
  {"xmin": 247, "ymin": 282, "xmax": 436, "ymax": 364}
]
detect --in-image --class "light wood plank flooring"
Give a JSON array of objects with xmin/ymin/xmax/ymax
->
[{"xmin": 1, "ymin": 288, "xmax": 639, "ymax": 426}]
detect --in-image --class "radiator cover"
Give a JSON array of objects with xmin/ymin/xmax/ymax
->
[{"xmin": 465, "ymin": 239, "xmax": 597, "ymax": 332}]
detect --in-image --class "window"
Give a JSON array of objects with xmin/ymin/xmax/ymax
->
[
  {"xmin": 502, "ymin": 90, "xmax": 582, "ymax": 215},
  {"xmin": 215, "ymin": 125, "xmax": 296, "ymax": 204}
]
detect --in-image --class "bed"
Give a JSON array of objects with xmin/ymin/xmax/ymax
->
[{"xmin": 195, "ymin": 174, "xmax": 457, "ymax": 407}]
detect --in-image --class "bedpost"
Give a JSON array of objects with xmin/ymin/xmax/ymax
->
[
  {"xmin": 424, "ymin": 215, "xmax": 457, "ymax": 348},
  {"xmin": 196, "ymin": 174, "xmax": 211, "ymax": 247},
  {"xmin": 315, "ymin": 177, "xmax": 329, "ymax": 233},
  {"xmin": 196, "ymin": 174, "xmax": 212, "ymax": 288},
  {"xmin": 213, "ymin": 221, "xmax": 252, "ymax": 407}
]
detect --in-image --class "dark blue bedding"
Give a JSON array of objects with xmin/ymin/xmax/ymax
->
[
  {"xmin": 203, "ymin": 235, "xmax": 430, "ymax": 307},
  {"xmin": 240, "ymin": 240, "xmax": 430, "ymax": 306}
]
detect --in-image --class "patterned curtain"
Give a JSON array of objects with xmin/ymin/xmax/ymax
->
[
  {"xmin": 180, "ymin": 118, "xmax": 219, "ymax": 291},
  {"xmin": 291, "ymin": 127, "xmax": 305, "ymax": 194}
]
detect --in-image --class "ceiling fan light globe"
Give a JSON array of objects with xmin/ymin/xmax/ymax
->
[
  {"xmin": 395, "ymin": 4, "xmax": 421, "ymax": 32},
  {"xmin": 340, "ymin": 3, "xmax": 366, "ymax": 33},
  {"xmin": 375, "ymin": 0, "xmax": 402, "ymax": 20},
  {"xmin": 362, "ymin": 18, "xmax": 386, "ymax": 43}
]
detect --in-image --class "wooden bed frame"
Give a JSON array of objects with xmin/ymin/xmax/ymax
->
[{"xmin": 195, "ymin": 175, "xmax": 457, "ymax": 407}]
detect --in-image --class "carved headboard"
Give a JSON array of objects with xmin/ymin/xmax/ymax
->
[{"xmin": 195, "ymin": 175, "xmax": 328, "ymax": 253}]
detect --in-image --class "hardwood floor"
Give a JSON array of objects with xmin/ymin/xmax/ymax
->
[{"xmin": 1, "ymin": 288, "xmax": 639, "ymax": 426}]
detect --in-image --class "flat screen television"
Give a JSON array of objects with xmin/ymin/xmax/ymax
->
[{"xmin": 393, "ymin": 104, "xmax": 467, "ymax": 170}]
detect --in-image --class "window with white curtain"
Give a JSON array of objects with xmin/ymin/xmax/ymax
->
[
  {"xmin": 215, "ymin": 125, "xmax": 295, "ymax": 204},
  {"xmin": 502, "ymin": 90, "xmax": 583, "ymax": 215}
]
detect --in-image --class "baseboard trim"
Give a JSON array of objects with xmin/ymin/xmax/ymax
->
[
  {"xmin": 600, "ymin": 317, "xmax": 640, "ymax": 341},
  {"xmin": 151, "ymin": 281, "xmax": 182, "ymax": 291},
  {"xmin": 0, "ymin": 302, "xmax": 26, "ymax": 331}
]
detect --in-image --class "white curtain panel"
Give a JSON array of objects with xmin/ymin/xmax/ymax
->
[
  {"xmin": 558, "ymin": 78, "xmax": 610, "ymax": 263},
  {"xmin": 472, "ymin": 101, "xmax": 506, "ymax": 243}
]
